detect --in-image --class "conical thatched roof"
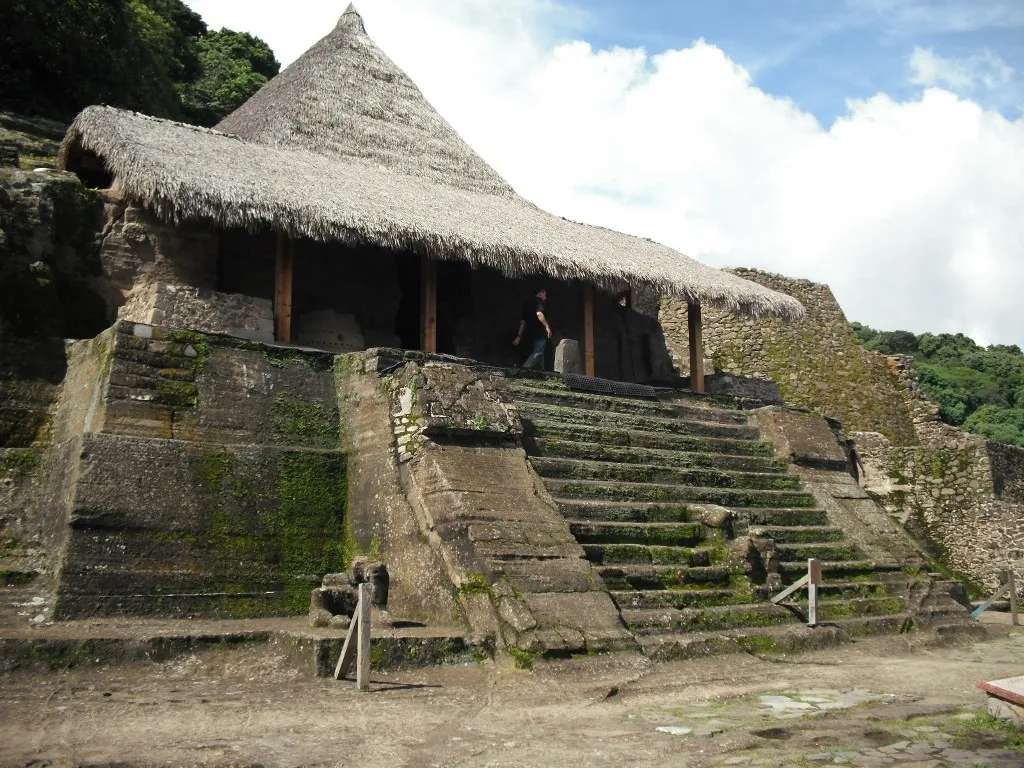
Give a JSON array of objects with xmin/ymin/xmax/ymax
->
[
  {"xmin": 215, "ymin": 4, "xmax": 513, "ymax": 197},
  {"xmin": 59, "ymin": 5, "xmax": 804, "ymax": 321}
]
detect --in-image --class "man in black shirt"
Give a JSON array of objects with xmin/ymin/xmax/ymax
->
[{"xmin": 513, "ymin": 288, "xmax": 551, "ymax": 369}]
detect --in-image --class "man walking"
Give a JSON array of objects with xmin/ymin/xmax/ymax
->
[{"xmin": 513, "ymin": 287, "xmax": 551, "ymax": 369}]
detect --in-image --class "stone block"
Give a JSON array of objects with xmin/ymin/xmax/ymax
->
[{"xmin": 554, "ymin": 339, "xmax": 583, "ymax": 375}]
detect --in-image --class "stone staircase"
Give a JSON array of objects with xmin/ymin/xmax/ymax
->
[{"xmin": 510, "ymin": 375, "xmax": 968, "ymax": 658}]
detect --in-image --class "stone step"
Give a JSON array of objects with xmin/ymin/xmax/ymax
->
[
  {"xmin": 776, "ymin": 542, "xmax": 866, "ymax": 562},
  {"xmin": 621, "ymin": 602, "xmax": 795, "ymax": 634},
  {"xmin": 778, "ymin": 559, "xmax": 895, "ymax": 581},
  {"xmin": 530, "ymin": 456, "xmax": 803, "ymax": 492},
  {"xmin": 625, "ymin": 597, "xmax": 912, "ymax": 636},
  {"xmin": 583, "ymin": 543, "xmax": 720, "ymax": 567},
  {"xmin": 509, "ymin": 383, "xmax": 749, "ymax": 424},
  {"xmin": 526, "ymin": 421, "xmax": 774, "ymax": 457},
  {"xmin": 568, "ymin": 521, "xmax": 706, "ymax": 547},
  {"xmin": 546, "ymin": 478, "xmax": 818, "ymax": 508},
  {"xmin": 734, "ymin": 507, "xmax": 832, "ymax": 526},
  {"xmin": 636, "ymin": 614, "xmax": 915, "ymax": 660},
  {"xmin": 555, "ymin": 500, "xmax": 695, "ymax": 524},
  {"xmin": 612, "ymin": 588, "xmax": 756, "ymax": 610},
  {"xmin": 526, "ymin": 437, "xmax": 788, "ymax": 474},
  {"xmin": 596, "ymin": 564, "xmax": 737, "ymax": 590},
  {"xmin": 749, "ymin": 525, "xmax": 845, "ymax": 543},
  {"xmin": 519, "ymin": 402, "xmax": 760, "ymax": 441}
]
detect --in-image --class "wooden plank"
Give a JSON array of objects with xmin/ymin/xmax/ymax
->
[
  {"xmin": 356, "ymin": 582, "xmax": 372, "ymax": 691},
  {"xmin": 274, "ymin": 231, "xmax": 293, "ymax": 343},
  {"xmin": 977, "ymin": 675, "xmax": 1024, "ymax": 707},
  {"xmin": 687, "ymin": 301, "xmax": 704, "ymax": 393},
  {"xmin": 771, "ymin": 573, "xmax": 809, "ymax": 604},
  {"xmin": 333, "ymin": 604, "xmax": 360, "ymax": 680},
  {"xmin": 583, "ymin": 282, "xmax": 595, "ymax": 377},
  {"xmin": 421, "ymin": 257, "xmax": 437, "ymax": 353},
  {"xmin": 971, "ymin": 579, "xmax": 1011, "ymax": 620},
  {"xmin": 808, "ymin": 558, "xmax": 822, "ymax": 586}
]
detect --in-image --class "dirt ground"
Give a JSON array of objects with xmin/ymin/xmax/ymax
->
[{"xmin": 1, "ymin": 624, "xmax": 1022, "ymax": 768}]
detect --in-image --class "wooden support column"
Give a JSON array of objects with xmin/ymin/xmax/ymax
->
[
  {"xmin": 421, "ymin": 257, "xmax": 437, "ymax": 353},
  {"xmin": 687, "ymin": 300, "xmax": 705, "ymax": 393},
  {"xmin": 583, "ymin": 282, "xmax": 595, "ymax": 377},
  {"xmin": 274, "ymin": 231, "xmax": 293, "ymax": 343}
]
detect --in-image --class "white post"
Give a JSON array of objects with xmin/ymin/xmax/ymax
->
[
  {"xmin": 807, "ymin": 559, "xmax": 822, "ymax": 627},
  {"xmin": 357, "ymin": 582, "xmax": 372, "ymax": 691}
]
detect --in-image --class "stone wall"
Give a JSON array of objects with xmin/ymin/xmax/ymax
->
[
  {"xmin": 660, "ymin": 270, "xmax": 916, "ymax": 445},
  {"xmin": 119, "ymin": 281, "xmax": 274, "ymax": 342},
  {"xmin": 37, "ymin": 321, "xmax": 351, "ymax": 619},
  {"xmin": 661, "ymin": 269, "xmax": 1024, "ymax": 595},
  {"xmin": 0, "ymin": 165, "xmax": 107, "ymax": 339}
]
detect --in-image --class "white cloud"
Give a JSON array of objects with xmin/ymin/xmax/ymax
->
[
  {"xmin": 183, "ymin": 0, "xmax": 1024, "ymax": 346},
  {"xmin": 909, "ymin": 47, "xmax": 1014, "ymax": 91}
]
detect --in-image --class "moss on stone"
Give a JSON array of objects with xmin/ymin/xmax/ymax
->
[
  {"xmin": 269, "ymin": 393, "xmax": 340, "ymax": 449},
  {"xmin": 0, "ymin": 448, "xmax": 39, "ymax": 478},
  {"xmin": 156, "ymin": 379, "xmax": 198, "ymax": 407}
]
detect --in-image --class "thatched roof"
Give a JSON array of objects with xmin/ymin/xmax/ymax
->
[{"xmin": 60, "ymin": 5, "xmax": 803, "ymax": 321}]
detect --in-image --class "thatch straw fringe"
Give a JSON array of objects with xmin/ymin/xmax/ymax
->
[{"xmin": 61, "ymin": 106, "xmax": 803, "ymax": 319}]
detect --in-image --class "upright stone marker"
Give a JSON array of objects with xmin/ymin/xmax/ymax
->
[{"xmin": 554, "ymin": 339, "xmax": 583, "ymax": 375}]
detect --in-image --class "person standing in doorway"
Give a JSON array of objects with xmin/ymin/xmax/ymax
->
[{"xmin": 513, "ymin": 287, "xmax": 551, "ymax": 369}]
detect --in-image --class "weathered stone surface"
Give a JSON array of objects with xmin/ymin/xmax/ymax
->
[
  {"xmin": 753, "ymin": 407, "xmax": 849, "ymax": 470},
  {"xmin": 706, "ymin": 372, "xmax": 783, "ymax": 403},
  {"xmin": 554, "ymin": 339, "xmax": 583, "ymax": 375}
]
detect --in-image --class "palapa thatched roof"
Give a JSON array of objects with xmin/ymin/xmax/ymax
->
[{"xmin": 60, "ymin": 4, "xmax": 803, "ymax": 321}]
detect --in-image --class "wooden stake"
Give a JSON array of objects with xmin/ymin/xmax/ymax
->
[
  {"xmin": 807, "ymin": 558, "xmax": 821, "ymax": 627},
  {"xmin": 421, "ymin": 257, "xmax": 437, "ymax": 353},
  {"xmin": 274, "ymin": 231, "xmax": 293, "ymax": 343},
  {"xmin": 356, "ymin": 582, "xmax": 372, "ymax": 691},
  {"xmin": 687, "ymin": 301, "xmax": 704, "ymax": 393},
  {"xmin": 583, "ymin": 282, "xmax": 595, "ymax": 377},
  {"xmin": 334, "ymin": 604, "xmax": 359, "ymax": 681}
]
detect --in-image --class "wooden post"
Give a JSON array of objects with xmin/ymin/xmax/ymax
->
[
  {"xmin": 274, "ymin": 231, "xmax": 293, "ymax": 343},
  {"xmin": 1009, "ymin": 569, "xmax": 1019, "ymax": 627},
  {"xmin": 356, "ymin": 582, "xmax": 372, "ymax": 690},
  {"xmin": 807, "ymin": 558, "xmax": 822, "ymax": 627},
  {"xmin": 687, "ymin": 301, "xmax": 704, "ymax": 393},
  {"xmin": 334, "ymin": 582, "xmax": 373, "ymax": 691},
  {"xmin": 583, "ymin": 282, "xmax": 595, "ymax": 377},
  {"xmin": 421, "ymin": 257, "xmax": 437, "ymax": 353}
]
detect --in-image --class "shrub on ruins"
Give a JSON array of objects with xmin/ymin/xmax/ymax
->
[{"xmin": 853, "ymin": 322, "xmax": 1024, "ymax": 445}]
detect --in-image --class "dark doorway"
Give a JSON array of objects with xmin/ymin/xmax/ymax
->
[{"xmin": 394, "ymin": 253, "xmax": 422, "ymax": 350}]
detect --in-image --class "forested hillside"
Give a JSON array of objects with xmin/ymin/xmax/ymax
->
[
  {"xmin": 852, "ymin": 323, "xmax": 1024, "ymax": 447},
  {"xmin": 0, "ymin": 0, "xmax": 279, "ymax": 126}
]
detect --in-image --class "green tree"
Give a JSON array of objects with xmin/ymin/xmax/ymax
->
[{"xmin": 179, "ymin": 29, "xmax": 280, "ymax": 126}]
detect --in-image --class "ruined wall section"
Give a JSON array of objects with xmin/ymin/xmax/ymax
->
[
  {"xmin": 662, "ymin": 270, "xmax": 1024, "ymax": 595},
  {"xmin": 855, "ymin": 355, "xmax": 1024, "ymax": 593},
  {"xmin": 45, "ymin": 322, "xmax": 350, "ymax": 619},
  {"xmin": 660, "ymin": 270, "xmax": 916, "ymax": 445}
]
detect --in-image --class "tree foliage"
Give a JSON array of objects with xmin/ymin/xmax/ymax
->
[
  {"xmin": 852, "ymin": 322, "xmax": 1024, "ymax": 446},
  {"xmin": 0, "ymin": 0, "xmax": 279, "ymax": 126},
  {"xmin": 179, "ymin": 30, "xmax": 279, "ymax": 126}
]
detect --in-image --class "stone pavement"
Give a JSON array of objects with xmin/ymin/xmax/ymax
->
[{"xmin": 631, "ymin": 683, "xmax": 1024, "ymax": 767}]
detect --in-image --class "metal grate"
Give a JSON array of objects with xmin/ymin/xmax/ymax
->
[{"xmin": 562, "ymin": 373, "xmax": 657, "ymax": 400}]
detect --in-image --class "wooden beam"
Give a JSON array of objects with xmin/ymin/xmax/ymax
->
[
  {"xmin": 421, "ymin": 257, "xmax": 437, "ymax": 352},
  {"xmin": 274, "ymin": 231, "xmax": 293, "ymax": 343},
  {"xmin": 583, "ymin": 282, "xmax": 595, "ymax": 377},
  {"xmin": 687, "ymin": 301, "xmax": 705, "ymax": 393}
]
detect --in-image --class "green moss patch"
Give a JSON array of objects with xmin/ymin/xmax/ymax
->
[{"xmin": 269, "ymin": 393, "xmax": 340, "ymax": 449}]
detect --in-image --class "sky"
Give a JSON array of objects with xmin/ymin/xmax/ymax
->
[{"xmin": 184, "ymin": 0, "xmax": 1024, "ymax": 346}]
